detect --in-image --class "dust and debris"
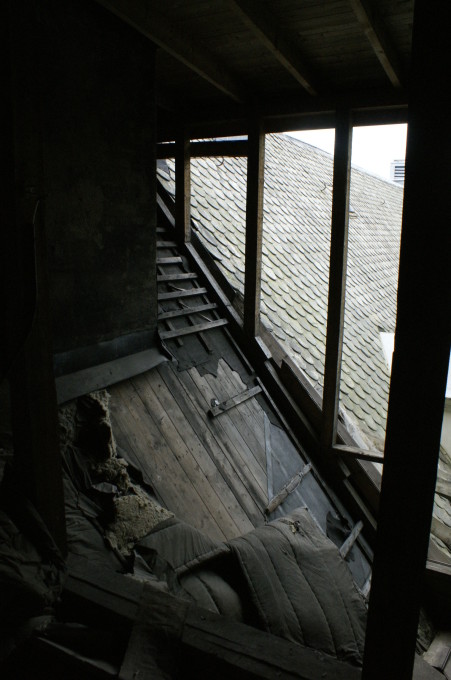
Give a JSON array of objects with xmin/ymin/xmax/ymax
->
[
  {"xmin": 105, "ymin": 490, "xmax": 173, "ymax": 557},
  {"xmin": 59, "ymin": 389, "xmax": 116, "ymax": 462},
  {"xmin": 91, "ymin": 456, "xmax": 130, "ymax": 493},
  {"xmin": 59, "ymin": 389, "xmax": 173, "ymax": 559}
]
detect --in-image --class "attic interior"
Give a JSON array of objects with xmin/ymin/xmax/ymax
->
[{"xmin": 1, "ymin": 1, "xmax": 450, "ymax": 679}]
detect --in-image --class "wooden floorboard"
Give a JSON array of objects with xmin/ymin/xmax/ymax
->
[
  {"xmin": 183, "ymin": 368, "xmax": 268, "ymax": 503},
  {"xmin": 217, "ymin": 360, "xmax": 268, "ymax": 453},
  {"xmin": 110, "ymin": 380, "xmax": 226, "ymax": 542},
  {"xmin": 157, "ymin": 363, "xmax": 263, "ymax": 528},
  {"xmin": 206, "ymin": 361, "xmax": 267, "ymax": 469},
  {"xmin": 133, "ymin": 369, "xmax": 252, "ymax": 538}
]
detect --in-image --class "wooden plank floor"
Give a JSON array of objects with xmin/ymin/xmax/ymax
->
[{"xmin": 109, "ymin": 359, "xmax": 268, "ymax": 542}]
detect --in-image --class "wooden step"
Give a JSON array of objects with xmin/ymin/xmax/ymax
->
[
  {"xmin": 158, "ymin": 302, "xmax": 217, "ymax": 320},
  {"xmin": 157, "ymin": 256, "xmax": 183, "ymax": 265},
  {"xmin": 158, "ymin": 287, "xmax": 207, "ymax": 302},
  {"xmin": 157, "ymin": 273, "xmax": 197, "ymax": 283},
  {"xmin": 159, "ymin": 318, "xmax": 228, "ymax": 340},
  {"xmin": 157, "ymin": 241, "xmax": 177, "ymax": 248}
]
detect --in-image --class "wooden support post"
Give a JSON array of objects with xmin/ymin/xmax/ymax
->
[
  {"xmin": 243, "ymin": 119, "xmax": 265, "ymax": 338},
  {"xmin": 175, "ymin": 130, "xmax": 191, "ymax": 244},
  {"xmin": 362, "ymin": 3, "xmax": 451, "ymax": 678},
  {"xmin": 7, "ymin": 0, "xmax": 66, "ymax": 553},
  {"xmin": 321, "ymin": 110, "xmax": 352, "ymax": 451}
]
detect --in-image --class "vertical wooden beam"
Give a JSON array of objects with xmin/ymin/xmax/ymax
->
[
  {"xmin": 175, "ymin": 130, "xmax": 191, "ymax": 244},
  {"xmin": 321, "ymin": 110, "xmax": 352, "ymax": 450},
  {"xmin": 243, "ymin": 119, "xmax": 265, "ymax": 338},
  {"xmin": 8, "ymin": 0, "xmax": 66, "ymax": 553},
  {"xmin": 362, "ymin": 2, "xmax": 451, "ymax": 678}
]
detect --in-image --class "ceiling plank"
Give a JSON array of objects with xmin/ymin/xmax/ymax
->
[
  {"xmin": 349, "ymin": 0, "xmax": 403, "ymax": 87},
  {"xmin": 228, "ymin": 0, "xmax": 318, "ymax": 96},
  {"xmin": 94, "ymin": 0, "xmax": 246, "ymax": 102}
]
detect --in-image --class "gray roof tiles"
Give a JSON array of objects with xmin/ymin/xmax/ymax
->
[{"xmin": 158, "ymin": 133, "xmax": 402, "ymax": 450}]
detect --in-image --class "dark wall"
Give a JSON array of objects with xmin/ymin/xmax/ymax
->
[{"xmin": 36, "ymin": 0, "xmax": 157, "ymax": 353}]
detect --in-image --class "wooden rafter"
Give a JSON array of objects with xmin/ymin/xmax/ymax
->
[
  {"xmin": 228, "ymin": 0, "xmax": 318, "ymax": 96},
  {"xmin": 349, "ymin": 0, "xmax": 403, "ymax": 88},
  {"xmin": 175, "ymin": 130, "xmax": 191, "ymax": 243},
  {"xmin": 321, "ymin": 110, "xmax": 352, "ymax": 452},
  {"xmin": 362, "ymin": 1, "xmax": 451, "ymax": 675},
  {"xmin": 94, "ymin": 0, "xmax": 246, "ymax": 102},
  {"xmin": 157, "ymin": 139, "xmax": 249, "ymax": 159},
  {"xmin": 243, "ymin": 119, "xmax": 265, "ymax": 338}
]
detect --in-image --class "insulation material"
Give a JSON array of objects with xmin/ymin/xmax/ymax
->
[
  {"xmin": 229, "ymin": 508, "xmax": 367, "ymax": 665},
  {"xmin": 105, "ymin": 493, "xmax": 173, "ymax": 557}
]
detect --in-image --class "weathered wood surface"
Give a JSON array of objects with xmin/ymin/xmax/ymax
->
[
  {"xmin": 340, "ymin": 520, "xmax": 364, "ymax": 559},
  {"xmin": 157, "ymin": 272, "xmax": 197, "ymax": 282},
  {"xmin": 109, "ymin": 359, "xmax": 265, "ymax": 539},
  {"xmin": 208, "ymin": 385, "xmax": 262, "ymax": 417},
  {"xmin": 55, "ymin": 347, "xmax": 166, "ymax": 404},
  {"xmin": 158, "ymin": 302, "xmax": 218, "ymax": 320},
  {"xmin": 66, "ymin": 559, "xmax": 363, "ymax": 680},
  {"xmin": 265, "ymin": 463, "xmax": 312, "ymax": 515},
  {"xmin": 159, "ymin": 317, "xmax": 227, "ymax": 340},
  {"xmin": 333, "ymin": 445, "xmax": 384, "ymax": 464},
  {"xmin": 158, "ymin": 286, "xmax": 208, "ymax": 301}
]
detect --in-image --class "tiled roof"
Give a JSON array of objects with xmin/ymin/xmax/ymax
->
[
  {"xmin": 158, "ymin": 133, "xmax": 403, "ymax": 449},
  {"xmin": 158, "ymin": 132, "xmax": 451, "ymax": 559}
]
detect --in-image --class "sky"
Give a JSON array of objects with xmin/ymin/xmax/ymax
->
[{"xmin": 287, "ymin": 124, "xmax": 407, "ymax": 182}]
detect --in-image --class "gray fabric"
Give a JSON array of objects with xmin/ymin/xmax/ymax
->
[
  {"xmin": 229, "ymin": 508, "xmax": 367, "ymax": 665},
  {"xmin": 137, "ymin": 517, "xmax": 229, "ymax": 574},
  {"xmin": 180, "ymin": 570, "xmax": 244, "ymax": 620}
]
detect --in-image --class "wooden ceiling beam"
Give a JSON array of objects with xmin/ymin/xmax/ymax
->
[
  {"xmin": 349, "ymin": 0, "xmax": 403, "ymax": 88},
  {"xmin": 228, "ymin": 0, "xmax": 318, "ymax": 96},
  {"xmin": 94, "ymin": 0, "xmax": 246, "ymax": 102}
]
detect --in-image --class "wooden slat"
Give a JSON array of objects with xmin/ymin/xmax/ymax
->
[
  {"xmin": 243, "ymin": 119, "xmax": 265, "ymax": 338},
  {"xmin": 158, "ymin": 287, "xmax": 207, "ymax": 301},
  {"xmin": 203, "ymin": 362, "xmax": 267, "ymax": 472},
  {"xmin": 157, "ymin": 240, "xmax": 177, "ymax": 248},
  {"xmin": 157, "ymin": 272, "xmax": 197, "ymax": 283},
  {"xmin": 94, "ymin": 0, "xmax": 245, "ymax": 102},
  {"xmin": 264, "ymin": 413, "xmax": 273, "ymax": 501},
  {"xmin": 66, "ymin": 564, "xmax": 362, "ymax": 680},
  {"xmin": 265, "ymin": 463, "xmax": 312, "ymax": 515},
  {"xmin": 208, "ymin": 385, "xmax": 262, "ymax": 418},
  {"xmin": 182, "ymin": 606, "xmax": 361, "ymax": 680},
  {"xmin": 156, "ymin": 256, "xmax": 183, "ymax": 265},
  {"xmin": 55, "ymin": 347, "xmax": 167, "ymax": 404},
  {"xmin": 159, "ymin": 318, "xmax": 227, "ymax": 340},
  {"xmin": 228, "ymin": 0, "xmax": 318, "ymax": 95},
  {"xmin": 321, "ymin": 110, "xmax": 352, "ymax": 451},
  {"xmin": 349, "ymin": 0, "xmax": 403, "ymax": 88},
  {"xmin": 333, "ymin": 444, "xmax": 384, "ymax": 464},
  {"xmin": 340, "ymin": 520, "xmax": 364, "ymax": 559},
  {"xmin": 158, "ymin": 302, "xmax": 217, "ymax": 321},
  {"xmin": 182, "ymin": 367, "xmax": 267, "ymax": 509}
]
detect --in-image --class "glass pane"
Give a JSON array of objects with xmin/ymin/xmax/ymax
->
[{"xmin": 339, "ymin": 125, "xmax": 406, "ymax": 452}]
